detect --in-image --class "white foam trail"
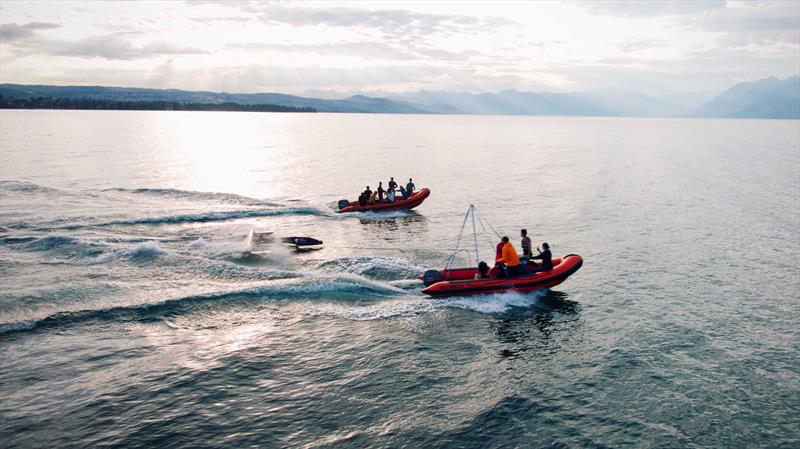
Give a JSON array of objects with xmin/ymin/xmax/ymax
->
[
  {"xmin": 337, "ymin": 209, "xmax": 416, "ymax": 220},
  {"xmin": 440, "ymin": 290, "xmax": 548, "ymax": 314},
  {"xmin": 388, "ymin": 279, "xmax": 425, "ymax": 289},
  {"xmin": 126, "ymin": 241, "xmax": 168, "ymax": 258},
  {"xmin": 188, "ymin": 238, "xmax": 207, "ymax": 250}
]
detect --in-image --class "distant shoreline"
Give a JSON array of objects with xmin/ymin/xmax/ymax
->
[{"xmin": 0, "ymin": 96, "xmax": 316, "ymax": 113}]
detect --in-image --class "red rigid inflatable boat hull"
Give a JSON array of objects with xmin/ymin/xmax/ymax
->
[
  {"xmin": 338, "ymin": 188, "xmax": 430, "ymax": 213},
  {"xmin": 421, "ymin": 255, "xmax": 583, "ymax": 297}
]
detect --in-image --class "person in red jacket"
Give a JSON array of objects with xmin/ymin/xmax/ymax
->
[{"xmin": 489, "ymin": 239, "xmax": 505, "ymax": 279}]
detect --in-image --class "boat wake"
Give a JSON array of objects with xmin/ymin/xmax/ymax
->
[
  {"xmin": 318, "ymin": 256, "xmax": 425, "ymax": 280},
  {"xmin": 0, "ymin": 273, "xmax": 411, "ymax": 337},
  {"xmin": 101, "ymin": 187, "xmax": 279, "ymax": 206},
  {"xmin": 440, "ymin": 290, "xmax": 549, "ymax": 314}
]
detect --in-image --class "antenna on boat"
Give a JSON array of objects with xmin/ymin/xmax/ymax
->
[
  {"xmin": 443, "ymin": 205, "xmax": 495, "ymax": 272},
  {"xmin": 470, "ymin": 204, "xmax": 480, "ymax": 268}
]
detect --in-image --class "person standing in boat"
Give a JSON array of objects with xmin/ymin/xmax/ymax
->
[
  {"xmin": 376, "ymin": 182, "xmax": 385, "ymax": 203},
  {"xmin": 399, "ymin": 185, "xmax": 407, "ymax": 199},
  {"xmin": 388, "ymin": 177, "xmax": 398, "ymax": 191},
  {"xmin": 359, "ymin": 186, "xmax": 372, "ymax": 206},
  {"xmin": 406, "ymin": 178, "xmax": 415, "ymax": 195},
  {"xmin": 489, "ymin": 238, "xmax": 505, "ymax": 279},
  {"xmin": 496, "ymin": 236, "xmax": 525, "ymax": 277},
  {"xmin": 530, "ymin": 243, "xmax": 553, "ymax": 272},
  {"xmin": 520, "ymin": 229, "xmax": 532, "ymax": 258}
]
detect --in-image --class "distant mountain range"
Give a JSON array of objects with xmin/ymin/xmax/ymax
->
[
  {"xmin": 0, "ymin": 84, "xmax": 425, "ymax": 114},
  {"xmin": 2, "ymin": 75, "xmax": 798, "ymax": 118},
  {"xmin": 694, "ymin": 75, "xmax": 799, "ymax": 119}
]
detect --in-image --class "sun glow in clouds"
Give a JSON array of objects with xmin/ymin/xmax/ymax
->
[{"xmin": 0, "ymin": 1, "xmax": 798, "ymax": 97}]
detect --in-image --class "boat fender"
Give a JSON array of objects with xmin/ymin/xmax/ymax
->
[
  {"xmin": 337, "ymin": 199, "xmax": 350, "ymax": 210},
  {"xmin": 423, "ymin": 269, "xmax": 443, "ymax": 286}
]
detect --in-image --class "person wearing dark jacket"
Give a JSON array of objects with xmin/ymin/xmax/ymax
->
[
  {"xmin": 388, "ymin": 177, "xmax": 398, "ymax": 190},
  {"xmin": 406, "ymin": 178, "xmax": 415, "ymax": 195},
  {"xmin": 530, "ymin": 242, "xmax": 552, "ymax": 271},
  {"xmin": 359, "ymin": 186, "xmax": 372, "ymax": 206},
  {"xmin": 376, "ymin": 182, "xmax": 385, "ymax": 202}
]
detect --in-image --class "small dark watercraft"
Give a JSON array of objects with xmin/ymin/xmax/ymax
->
[
  {"xmin": 337, "ymin": 188, "xmax": 430, "ymax": 213},
  {"xmin": 244, "ymin": 230, "xmax": 323, "ymax": 257},
  {"xmin": 421, "ymin": 255, "xmax": 583, "ymax": 297}
]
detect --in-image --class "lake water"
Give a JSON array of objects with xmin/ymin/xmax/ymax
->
[{"xmin": 1, "ymin": 110, "xmax": 798, "ymax": 448}]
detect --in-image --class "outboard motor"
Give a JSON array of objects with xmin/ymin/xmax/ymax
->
[
  {"xmin": 423, "ymin": 269, "xmax": 444, "ymax": 286},
  {"xmin": 337, "ymin": 199, "xmax": 350, "ymax": 210}
]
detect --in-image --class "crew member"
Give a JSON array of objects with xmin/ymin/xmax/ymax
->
[
  {"xmin": 530, "ymin": 242, "xmax": 552, "ymax": 271},
  {"xmin": 406, "ymin": 178, "xmax": 415, "ymax": 195},
  {"xmin": 388, "ymin": 177, "xmax": 398, "ymax": 191},
  {"xmin": 495, "ymin": 236, "xmax": 524, "ymax": 277},
  {"xmin": 520, "ymin": 229, "xmax": 532, "ymax": 258},
  {"xmin": 376, "ymin": 182, "xmax": 385, "ymax": 202},
  {"xmin": 475, "ymin": 261, "xmax": 490, "ymax": 279},
  {"xmin": 359, "ymin": 186, "xmax": 372, "ymax": 206}
]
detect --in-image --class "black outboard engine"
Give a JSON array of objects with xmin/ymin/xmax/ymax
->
[
  {"xmin": 338, "ymin": 199, "xmax": 350, "ymax": 210},
  {"xmin": 423, "ymin": 269, "xmax": 444, "ymax": 286}
]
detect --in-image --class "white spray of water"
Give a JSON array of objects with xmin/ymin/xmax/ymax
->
[
  {"xmin": 440, "ymin": 290, "xmax": 548, "ymax": 314},
  {"xmin": 189, "ymin": 238, "xmax": 207, "ymax": 250}
]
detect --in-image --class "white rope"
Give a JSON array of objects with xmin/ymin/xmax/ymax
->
[{"xmin": 444, "ymin": 207, "xmax": 473, "ymax": 271}]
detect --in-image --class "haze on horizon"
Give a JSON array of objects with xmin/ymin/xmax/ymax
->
[{"xmin": 1, "ymin": 0, "xmax": 798, "ymax": 105}]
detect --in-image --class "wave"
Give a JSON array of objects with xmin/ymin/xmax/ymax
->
[
  {"xmin": 318, "ymin": 256, "xmax": 425, "ymax": 280},
  {"xmin": 7, "ymin": 234, "xmax": 169, "ymax": 264},
  {"xmin": 310, "ymin": 298, "xmax": 437, "ymax": 321},
  {"xmin": 20, "ymin": 234, "xmax": 109, "ymax": 260},
  {"xmin": 0, "ymin": 235, "xmax": 38, "ymax": 245},
  {"xmin": 0, "ymin": 180, "xmax": 60, "ymax": 194},
  {"xmin": 123, "ymin": 241, "xmax": 168, "ymax": 259},
  {"xmin": 0, "ymin": 274, "xmax": 408, "ymax": 337},
  {"xmin": 102, "ymin": 187, "xmax": 278, "ymax": 207},
  {"xmin": 56, "ymin": 207, "xmax": 325, "ymax": 229}
]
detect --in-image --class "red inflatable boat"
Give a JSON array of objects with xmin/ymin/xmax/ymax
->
[
  {"xmin": 421, "ymin": 254, "xmax": 583, "ymax": 297},
  {"xmin": 337, "ymin": 188, "xmax": 430, "ymax": 213}
]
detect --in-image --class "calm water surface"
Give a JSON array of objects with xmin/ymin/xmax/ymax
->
[{"xmin": 1, "ymin": 110, "xmax": 798, "ymax": 448}]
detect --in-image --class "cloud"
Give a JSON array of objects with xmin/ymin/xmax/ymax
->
[
  {"xmin": 692, "ymin": 2, "xmax": 800, "ymax": 47},
  {"xmin": 225, "ymin": 40, "xmax": 481, "ymax": 63},
  {"xmin": 189, "ymin": 15, "xmax": 253, "ymax": 24},
  {"xmin": 580, "ymin": 0, "xmax": 725, "ymax": 18},
  {"xmin": 0, "ymin": 22, "xmax": 60, "ymax": 41},
  {"xmin": 7, "ymin": 33, "xmax": 208, "ymax": 60},
  {"xmin": 226, "ymin": 41, "xmax": 416, "ymax": 60},
  {"xmin": 203, "ymin": 3, "xmax": 511, "ymax": 38}
]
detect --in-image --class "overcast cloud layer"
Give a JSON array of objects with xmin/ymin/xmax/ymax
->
[{"xmin": 0, "ymin": 1, "xmax": 798, "ymax": 100}]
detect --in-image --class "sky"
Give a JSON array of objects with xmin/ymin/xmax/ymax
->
[{"xmin": 1, "ymin": 0, "xmax": 798, "ymax": 100}]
